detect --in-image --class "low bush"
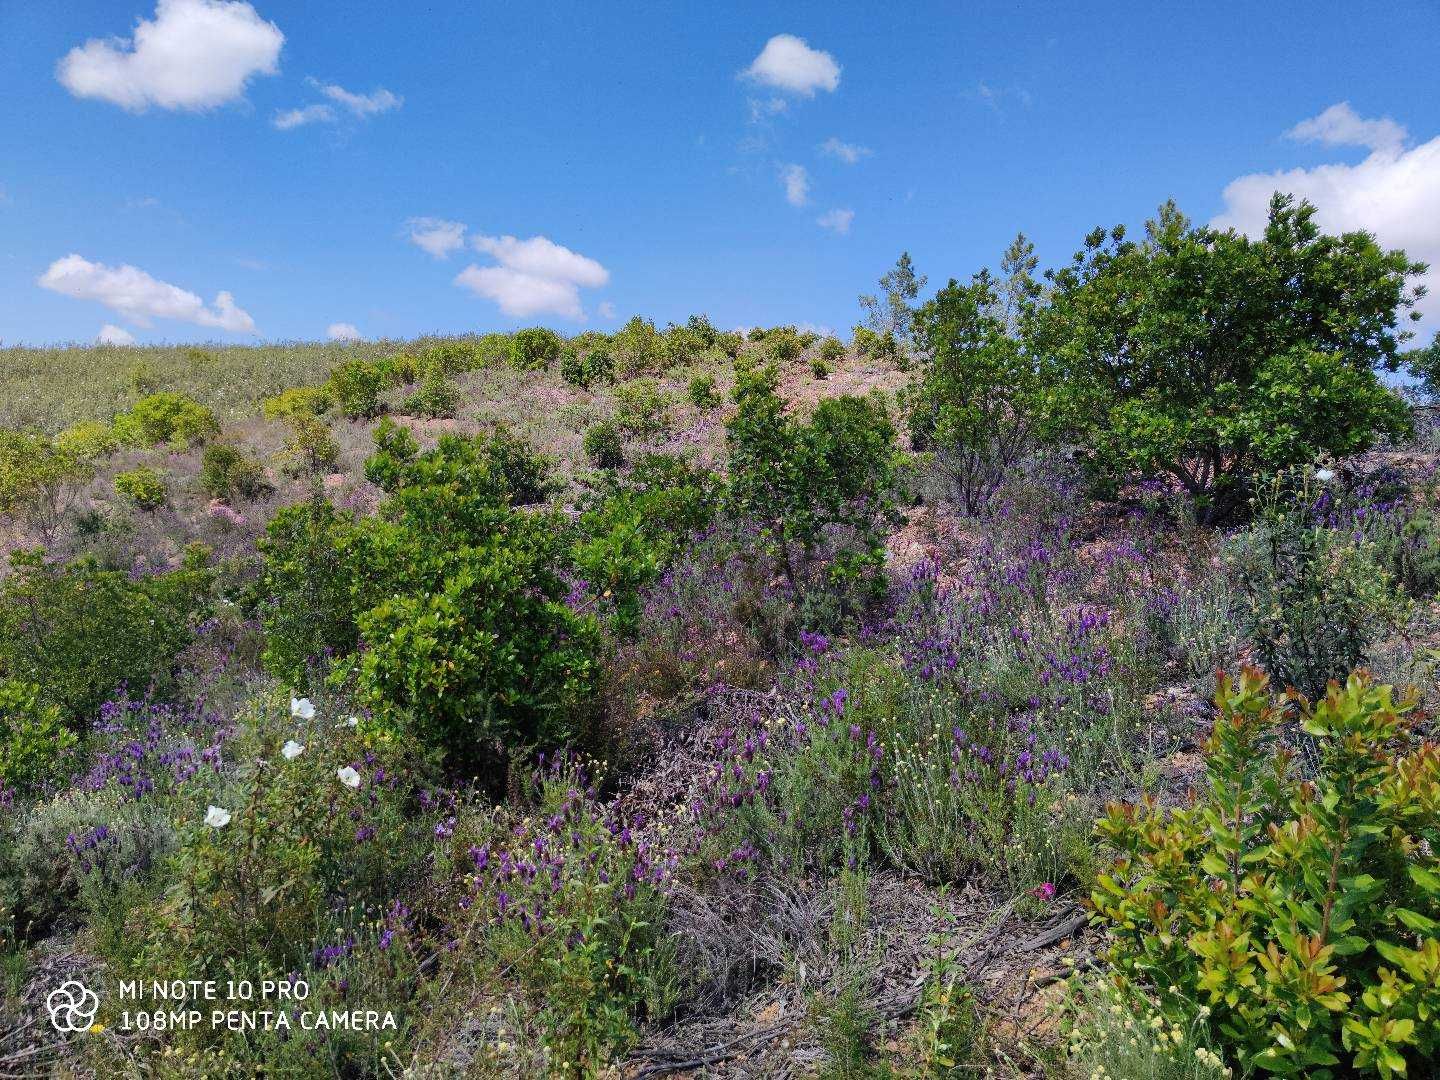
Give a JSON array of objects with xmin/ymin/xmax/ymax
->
[
  {"xmin": 811, "ymin": 358, "xmax": 831, "ymax": 380},
  {"xmin": 612, "ymin": 378, "xmax": 671, "ymax": 440},
  {"xmin": 329, "ymin": 358, "xmax": 389, "ymax": 420},
  {"xmin": 0, "ymin": 678, "xmax": 78, "ymax": 794},
  {"xmin": 0, "ymin": 550, "xmax": 213, "ymax": 729},
  {"xmin": 261, "ymin": 384, "xmax": 333, "ymax": 421},
  {"xmin": 1090, "ymin": 667, "xmax": 1440, "ymax": 1076},
  {"xmin": 561, "ymin": 346, "xmax": 614, "ymax": 389},
  {"xmin": 687, "ymin": 373, "xmax": 721, "ymax": 410},
  {"xmin": 510, "ymin": 327, "xmax": 563, "ymax": 370},
  {"xmin": 819, "ymin": 337, "xmax": 846, "ymax": 365},
  {"xmin": 401, "ymin": 363, "xmax": 461, "ymax": 418},
  {"xmin": 583, "ymin": 420, "xmax": 625, "ymax": 469},
  {"xmin": 112, "ymin": 392, "xmax": 220, "ymax": 450},
  {"xmin": 1227, "ymin": 470, "xmax": 1409, "ymax": 698},
  {"xmin": 198, "ymin": 441, "xmax": 271, "ymax": 503},
  {"xmin": 113, "ymin": 465, "xmax": 168, "ymax": 511},
  {"xmin": 279, "ymin": 411, "xmax": 341, "ymax": 477},
  {"xmin": 0, "ymin": 428, "xmax": 94, "ymax": 540},
  {"xmin": 54, "ymin": 421, "xmax": 119, "ymax": 461}
]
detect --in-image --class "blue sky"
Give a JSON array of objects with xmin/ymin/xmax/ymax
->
[{"xmin": 2, "ymin": 0, "xmax": 1438, "ymax": 346}]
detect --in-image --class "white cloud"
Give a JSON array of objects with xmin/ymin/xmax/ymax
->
[
  {"xmin": 454, "ymin": 234, "xmax": 610, "ymax": 321},
  {"xmin": 820, "ymin": 137, "xmax": 871, "ymax": 164},
  {"xmin": 56, "ymin": 0, "xmax": 283, "ymax": 112},
  {"xmin": 780, "ymin": 163, "xmax": 810, "ymax": 207},
  {"xmin": 327, "ymin": 322, "xmax": 361, "ymax": 341},
  {"xmin": 405, "ymin": 217, "xmax": 467, "ymax": 258},
  {"xmin": 470, "ymin": 234, "xmax": 609, "ymax": 288},
  {"xmin": 273, "ymin": 103, "xmax": 334, "ymax": 129},
  {"xmin": 275, "ymin": 79, "xmax": 402, "ymax": 129},
  {"xmin": 313, "ymin": 80, "xmax": 401, "ymax": 117},
  {"xmin": 747, "ymin": 96, "xmax": 789, "ymax": 123},
  {"xmin": 1286, "ymin": 101, "xmax": 1406, "ymax": 155},
  {"xmin": 817, "ymin": 208, "xmax": 854, "ymax": 234},
  {"xmin": 1214, "ymin": 103, "xmax": 1440, "ymax": 327},
  {"xmin": 39, "ymin": 254, "xmax": 256, "ymax": 333},
  {"xmin": 455, "ymin": 267, "xmax": 585, "ymax": 320},
  {"xmin": 742, "ymin": 34, "xmax": 840, "ymax": 97},
  {"xmin": 97, "ymin": 323, "xmax": 136, "ymax": 345},
  {"xmin": 598, "ymin": 301, "xmax": 617, "ymax": 319}
]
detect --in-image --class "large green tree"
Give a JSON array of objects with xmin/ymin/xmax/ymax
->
[{"xmin": 1034, "ymin": 195, "xmax": 1423, "ymax": 521}]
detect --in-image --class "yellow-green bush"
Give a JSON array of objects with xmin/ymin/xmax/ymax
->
[{"xmin": 113, "ymin": 392, "xmax": 220, "ymax": 450}]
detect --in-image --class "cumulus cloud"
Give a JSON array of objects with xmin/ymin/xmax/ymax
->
[
  {"xmin": 742, "ymin": 34, "xmax": 840, "ymax": 97},
  {"xmin": 97, "ymin": 324, "xmax": 137, "ymax": 345},
  {"xmin": 820, "ymin": 137, "xmax": 871, "ymax": 164},
  {"xmin": 39, "ymin": 254, "xmax": 256, "ymax": 333},
  {"xmin": 274, "ymin": 78, "xmax": 402, "ymax": 129},
  {"xmin": 816, "ymin": 208, "xmax": 854, "ymax": 234},
  {"xmin": 56, "ymin": 0, "xmax": 283, "ymax": 112},
  {"xmin": 780, "ymin": 163, "xmax": 810, "ymax": 206},
  {"xmin": 1213, "ymin": 103, "xmax": 1440, "ymax": 327},
  {"xmin": 327, "ymin": 322, "xmax": 361, "ymax": 341},
  {"xmin": 405, "ymin": 217, "xmax": 467, "ymax": 258},
  {"xmin": 453, "ymin": 234, "xmax": 610, "ymax": 321},
  {"xmin": 470, "ymin": 234, "xmax": 609, "ymax": 289},
  {"xmin": 1286, "ymin": 101, "xmax": 1406, "ymax": 155}
]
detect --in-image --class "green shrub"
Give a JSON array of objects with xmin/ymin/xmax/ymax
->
[
  {"xmin": 819, "ymin": 336, "xmax": 846, "ymax": 365},
  {"xmin": 342, "ymin": 435, "xmax": 599, "ymax": 781},
  {"xmin": 612, "ymin": 316, "xmax": 666, "ymax": 377},
  {"xmin": 1035, "ymin": 196, "xmax": 1420, "ymax": 522},
  {"xmin": 561, "ymin": 346, "xmax": 615, "ymax": 389},
  {"xmin": 1227, "ymin": 470, "xmax": 1409, "ymax": 698},
  {"xmin": 0, "ymin": 550, "xmax": 212, "ymax": 727},
  {"xmin": 198, "ymin": 442, "xmax": 270, "ymax": 504},
  {"xmin": 612, "ymin": 378, "xmax": 670, "ymax": 439},
  {"xmin": 907, "ymin": 241, "xmax": 1042, "ymax": 514},
  {"xmin": 0, "ymin": 678, "xmax": 78, "ymax": 794},
  {"xmin": 510, "ymin": 327, "xmax": 563, "ymax": 370},
  {"xmin": 256, "ymin": 497, "xmax": 361, "ymax": 690},
  {"xmin": 113, "ymin": 466, "xmax": 168, "ymax": 511},
  {"xmin": 54, "ymin": 421, "xmax": 119, "ymax": 461},
  {"xmin": 1091, "ymin": 667, "xmax": 1440, "ymax": 1077},
  {"xmin": 328, "ymin": 358, "xmax": 389, "ymax": 420},
  {"xmin": 583, "ymin": 420, "xmax": 624, "ymax": 469},
  {"xmin": 279, "ymin": 412, "xmax": 340, "ymax": 477},
  {"xmin": 726, "ymin": 365, "xmax": 898, "ymax": 599},
  {"xmin": 261, "ymin": 385, "xmax": 333, "ymax": 421},
  {"xmin": 112, "ymin": 392, "xmax": 220, "ymax": 450},
  {"xmin": 419, "ymin": 338, "xmax": 485, "ymax": 375},
  {"xmin": 475, "ymin": 423, "xmax": 552, "ymax": 505},
  {"xmin": 766, "ymin": 326, "xmax": 804, "ymax": 364},
  {"xmin": 810, "ymin": 358, "xmax": 831, "ymax": 380},
  {"xmin": 0, "ymin": 429, "xmax": 94, "ymax": 540},
  {"xmin": 687, "ymin": 373, "xmax": 721, "ymax": 410},
  {"xmin": 401, "ymin": 363, "xmax": 461, "ymax": 418},
  {"xmin": 716, "ymin": 331, "xmax": 744, "ymax": 358},
  {"xmin": 572, "ymin": 455, "xmax": 719, "ymax": 629}
]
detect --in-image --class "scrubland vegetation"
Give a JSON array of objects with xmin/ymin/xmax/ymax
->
[{"xmin": 2, "ymin": 195, "xmax": 1440, "ymax": 1077}]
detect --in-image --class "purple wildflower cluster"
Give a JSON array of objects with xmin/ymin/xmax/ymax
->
[{"xmin": 81, "ymin": 695, "xmax": 233, "ymax": 800}]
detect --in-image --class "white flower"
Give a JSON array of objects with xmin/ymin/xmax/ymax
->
[
  {"xmin": 290, "ymin": 696, "xmax": 316, "ymax": 720},
  {"xmin": 337, "ymin": 765, "xmax": 361, "ymax": 789},
  {"xmin": 205, "ymin": 805, "xmax": 232, "ymax": 828},
  {"xmin": 343, "ymin": 715, "xmax": 359, "ymax": 728},
  {"xmin": 281, "ymin": 740, "xmax": 304, "ymax": 760},
  {"xmin": 1315, "ymin": 467, "xmax": 1336, "ymax": 483}
]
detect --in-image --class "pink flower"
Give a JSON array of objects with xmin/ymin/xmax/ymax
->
[{"xmin": 1031, "ymin": 882, "xmax": 1056, "ymax": 902}]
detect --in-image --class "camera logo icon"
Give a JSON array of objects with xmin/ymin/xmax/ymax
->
[{"xmin": 46, "ymin": 981, "xmax": 100, "ymax": 1032}]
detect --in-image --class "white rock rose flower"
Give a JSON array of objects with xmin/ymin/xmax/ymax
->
[
  {"xmin": 290, "ymin": 696, "xmax": 316, "ymax": 720},
  {"xmin": 281, "ymin": 740, "xmax": 304, "ymax": 760},
  {"xmin": 337, "ymin": 765, "xmax": 361, "ymax": 788},
  {"xmin": 205, "ymin": 805, "xmax": 232, "ymax": 828},
  {"xmin": 1315, "ymin": 467, "xmax": 1336, "ymax": 483}
]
